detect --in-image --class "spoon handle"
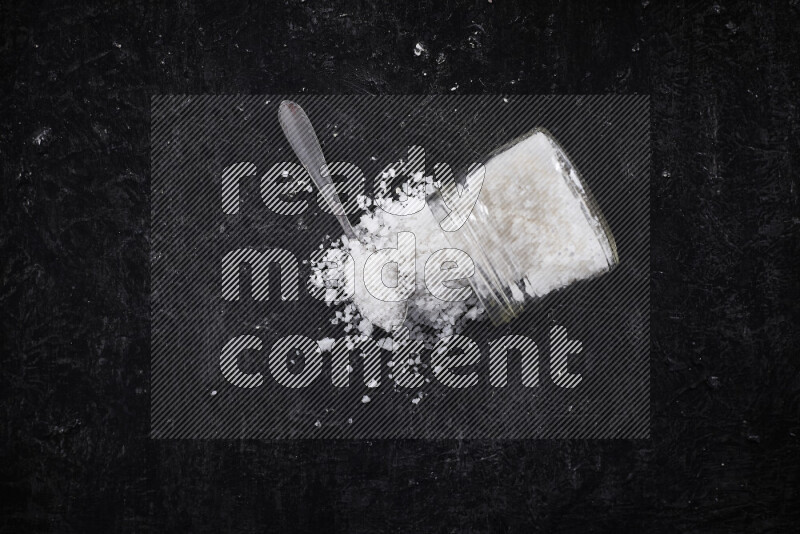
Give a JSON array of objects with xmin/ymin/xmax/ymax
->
[{"xmin": 278, "ymin": 100, "xmax": 357, "ymax": 241}]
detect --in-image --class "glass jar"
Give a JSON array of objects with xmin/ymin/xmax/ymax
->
[{"xmin": 426, "ymin": 128, "xmax": 618, "ymax": 325}]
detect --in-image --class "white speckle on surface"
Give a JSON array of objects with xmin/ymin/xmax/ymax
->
[
  {"xmin": 414, "ymin": 42, "xmax": 426, "ymax": 56},
  {"xmin": 32, "ymin": 127, "xmax": 52, "ymax": 146},
  {"xmin": 314, "ymin": 420, "xmax": 321, "ymax": 428},
  {"xmin": 210, "ymin": 390, "xmax": 217, "ymax": 396},
  {"xmin": 361, "ymin": 395, "xmax": 371, "ymax": 404}
]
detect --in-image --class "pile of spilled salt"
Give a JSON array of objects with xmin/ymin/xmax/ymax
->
[
  {"xmin": 310, "ymin": 164, "xmax": 484, "ymax": 343},
  {"xmin": 309, "ymin": 130, "xmax": 616, "ymax": 344}
]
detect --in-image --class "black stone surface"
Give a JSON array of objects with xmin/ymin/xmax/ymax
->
[{"xmin": 1, "ymin": 1, "xmax": 798, "ymax": 532}]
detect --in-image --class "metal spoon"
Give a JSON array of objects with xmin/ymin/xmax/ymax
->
[
  {"xmin": 278, "ymin": 100, "xmax": 357, "ymax": 242},
  {"xmin": 278, "ymin": 100, "xmax": 409, "ymax": 328}
]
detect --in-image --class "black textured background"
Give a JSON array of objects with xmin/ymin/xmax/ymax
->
[{"xmin": 1, "ymin": 1, "xmax": 798, "ymax": 532}]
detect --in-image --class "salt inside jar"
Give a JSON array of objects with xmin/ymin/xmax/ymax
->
[{"xmin": 428, "ymin": 128, "xmax": 618, "ymax": 325}]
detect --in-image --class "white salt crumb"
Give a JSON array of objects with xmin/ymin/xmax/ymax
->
[
  {"xmin": 361, "ymin": 395, "xmax": 371, "ymax": 404},
  {"xmin": 314, "ymin": 420, "xmax": 321, "ymax": 427},
  {"xmin": 317, "ymin": 337, "xmax": 336, "ymax": 353}
]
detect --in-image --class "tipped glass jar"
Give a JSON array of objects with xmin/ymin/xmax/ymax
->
[{"xmin": 427, "ymin": 128, "xmax": 618, "ymax": 325}]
